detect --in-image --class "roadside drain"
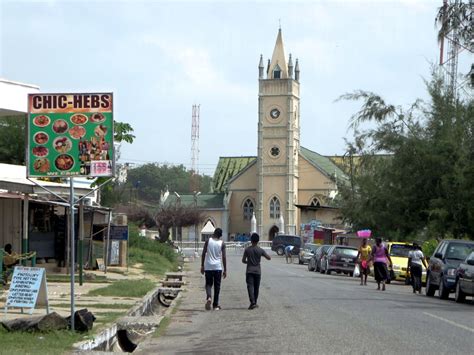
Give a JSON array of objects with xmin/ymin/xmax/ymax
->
[{"xmin": 74, "ymin": 274, "xmax": 184, "ymax": 353}]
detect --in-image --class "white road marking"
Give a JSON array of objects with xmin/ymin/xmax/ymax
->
[{"xmin": 423, "ymin": 312, "xmax": 474, "ymax": 333}]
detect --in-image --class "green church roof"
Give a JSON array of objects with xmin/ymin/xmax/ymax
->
[
  {"xmin": 164, "ymin": 193, "xmax": 225, "ymax": 209},
  {"xmin": 210, "ymin": 148, "xmax": 348, "ymax": 193},
  {"xmin": 212, "ymin": 156, "xmax": 256, "ymax": 193},
  {"xmin": 300, "ymin": 146, "xmax": 349, "ymax": 184}
]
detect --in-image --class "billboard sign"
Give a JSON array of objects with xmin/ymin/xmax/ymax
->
[{"xmin": 27, "ymin": 93, "xmax": 114, "ymax": 177}]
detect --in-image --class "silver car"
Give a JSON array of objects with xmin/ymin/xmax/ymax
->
[{"xmin": 299, "ymin": 243, "xmax": 320, "ymax": 265}]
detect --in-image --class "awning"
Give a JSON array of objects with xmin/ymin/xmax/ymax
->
[
  {"xmin": 294, "ymin": 204, "xmax": 339, "ymax": 211},
  {"xmin": 201, "ymin": 220, "xmax": 215, "ymax": 234}
]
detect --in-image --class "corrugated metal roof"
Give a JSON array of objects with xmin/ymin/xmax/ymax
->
[
  {"xmin": 164, "ymin": 193, "xmax": 225, "ymax": 209},
  {"xmin": 300, "ymin": 147, "xmax": 348, "ymax": 184},
  {"xmin": 212, "ymin": 156, "xmax": 256, "ymax": 192}
]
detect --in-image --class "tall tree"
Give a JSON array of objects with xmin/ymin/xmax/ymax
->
[
  {"xmin": 337, "ymin": 75, "xmax": 474, "ymax": 240},
  {"xmin": 0, "ymin": 116, "xmax": 26, "ymax": 164}
]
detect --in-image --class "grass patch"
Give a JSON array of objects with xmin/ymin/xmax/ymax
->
[
  {"xmin": 128, "ymin": 225, "xmax": 178, "ymax": 277},
  {"xmin": 51, "ymin": 303, "xmax": 132, "ymax": 309},
  {"xmin": 87, "ymin": 279, "xmax": 155, "ymax": 298},
  {"xmin": 94, "ymin": 311, "xmax": 127, "ymax": 325},
  {"xmin": 46, "ymin": 274, "xmax": 109, "ymax": 283},
  {"xmin": 152, "ymin": 316, "xmax": 171, "ymax": 338},
  {"xmin": 0, "ymin": 327, "xmax": 90, "ymax": 355}
]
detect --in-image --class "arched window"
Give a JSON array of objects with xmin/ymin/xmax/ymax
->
[
  {"xmin": 273, "ymin": 64, "xmax": 281, "ymax": 79},
  {"xmin": 270, "ymin": 197, "xmax": 280, "ymax": 219},
  {"xmin": 310, "ymin": 198, "xmax": 321, "ymax": 207},
  {"xmin": 243, "ymin": 199, "xmax": 254, "ymax": 220}
]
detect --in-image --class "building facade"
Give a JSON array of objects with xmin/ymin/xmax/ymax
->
[{"xmin": 166, "ymin": 30, "xmax": 347, "ymax": 241}]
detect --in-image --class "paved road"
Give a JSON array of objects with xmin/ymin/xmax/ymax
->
[{"xmin": 138, "ymin": 251, "xmax": 474, "ymax": 354}]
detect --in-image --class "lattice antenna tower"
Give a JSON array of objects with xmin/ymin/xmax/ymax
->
[
  {"xmin": 438, "ymin": 0, "xmax": 474, "ymax": 99},
  {"xmin": 190, "ymin": 104, "xmax": 200, "ymax": 191}
]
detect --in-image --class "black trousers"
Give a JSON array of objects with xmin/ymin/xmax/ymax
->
[
  {"xmin": 246, "ymin": 273, "xmax": 261, "ymax": 305},
  {"xmin": 205, "ymin": 270, "xmax": 222, "ymax": 307},
  {"xmin": 410, "ymin": 264, "xmax": 422, "ymax": 292}
]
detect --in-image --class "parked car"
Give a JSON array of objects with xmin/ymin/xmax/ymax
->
[
  {"xmin": 308, "ymin": 245, "xmax": 332, "ymax": 272},
  {"xmin": 386, "ymin": 242, "xmax": 426, "ymax": 284},
  {"xmin": 454, "ymin": 251, "xmax": 474, "ymax": 303},
  {"xmin": 425, "ymin": 239, "xmax": 474, "ymax": 299},
  {"xmin": 299, "ymin": 243, "xmax": 319, "ymax": 264},
  {"xmin": 320, "ymin": 245, "xmax": 358, "ymax": 276},
  {"xmin": 271, "ymin": 234, "xmax": 302, "ymax": 256}
]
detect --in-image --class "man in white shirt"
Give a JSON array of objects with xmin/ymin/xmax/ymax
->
[
  {"xmin": 201, "ymin": 228, "xmax": 227, "ymax": 310},
  {"xmin": 408, "ymin": 243, "xmax": 428, "ymax": 294}
]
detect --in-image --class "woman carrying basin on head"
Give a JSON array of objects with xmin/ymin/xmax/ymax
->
[{"xmin": 356, "ymin": 238, "xmax": 371, "ymax": 286}]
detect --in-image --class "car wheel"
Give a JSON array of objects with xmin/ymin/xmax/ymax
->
[
  {"xmin": 276, "ymin": 247, "xmax": 284, "ymax": 256},
  {"xmin": 438, "ymin": 277, "xmax": 450, "ymax": 300},
  {"xmin": 299, "ymin": 258, "xmax": 304, "ymax": 265},
  {"xmin": 349, "ymin": 272, "xmax": 354, "ymax": 277},
  {"xmin": 308, "ymin": 262, "xmax": 315, "ymax": 272},
  {"xmin": 425, "ymin": 274, "xmax": 435, "ymax": 297},
  {"xmin": 454, "ymin": 281, "xmax": 466, "ymax": 303},
  {"xmin": 315, "ymin": 262, "xmax": 320, "ymax": 272}
]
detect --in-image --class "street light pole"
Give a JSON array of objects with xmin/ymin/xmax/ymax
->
[{"xmin": 194, "ymin": 191, "xmax": 201, "ymax": 252}]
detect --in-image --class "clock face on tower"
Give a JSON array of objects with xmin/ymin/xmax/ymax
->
[{"xmin": 270, "ymin": 108, "xmax": 280, "ymax": 119}]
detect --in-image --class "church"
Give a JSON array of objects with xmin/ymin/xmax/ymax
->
[{"xmin": 165, "ymin": 30, "xmax": 348, "ymax": 241}]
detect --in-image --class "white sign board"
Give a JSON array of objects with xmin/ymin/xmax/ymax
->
[{"xmin": 5, "ymin": 266, "xmax": 49, "ymax": 314}]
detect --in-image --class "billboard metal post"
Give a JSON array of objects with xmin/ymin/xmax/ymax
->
[{"xmin": 69, "ymin": 178, "xmax": 75, "ymax": 331}]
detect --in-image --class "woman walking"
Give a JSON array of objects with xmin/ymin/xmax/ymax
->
[
  {"xmin": 356, "ymin": 238, "xmax": 371, "ymax": 286},
  {"xmin": 371, "ymin": 238, "xmax": 392, "ymax": 291},
  {"xmin": 408, "ymin": 243, "xmax": 428, "ymax": 294}
]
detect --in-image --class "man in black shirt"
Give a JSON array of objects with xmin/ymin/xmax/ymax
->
[{"xmin": 242, "ymin": 233, "xmax": 271, "ymax": 310}]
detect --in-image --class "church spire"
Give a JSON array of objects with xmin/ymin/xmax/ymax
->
[
  {"xmin": 268, "ymin": 28, "xmax": 288, "ymax": 79},
  {"xmin": 258, "ymin": 54, "xmax": 264, "ymax": 79}
]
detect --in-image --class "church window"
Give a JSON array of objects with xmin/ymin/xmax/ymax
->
[
  {"xmin": 270, "ymin": 146, "xmax": 280, "ymax": 157},
  {"xmin": 273, "ymin": 64, "xmax": 281, "ymax": 79},
  {"xmin": 243, "ymin": 199, "xmax": 254, "ymax": 220},
  {"xmin": 310, "ymin": 198, "xmax": 321, "ymax": 207},
  {"xmin": 270, "ymin": 197, "xmax": 280, "ymax": 219}
]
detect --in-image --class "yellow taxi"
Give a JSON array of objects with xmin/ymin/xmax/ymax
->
[{"xmin": 386, "ymin": 242, "xmax": 427, "ymax": 284}]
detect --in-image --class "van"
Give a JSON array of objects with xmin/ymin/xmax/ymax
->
[{"xmin": 271, "ymin": 235, "xmax": 302, "ymax": 256}]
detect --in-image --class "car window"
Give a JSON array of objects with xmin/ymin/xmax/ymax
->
[
  {"xmin": 445, "ymin": 243, "xmax": 474, "ymax": 260},
  {"xmin": 322, "ymin": 245, "xmax": 331, "ymax": 253},
  {"xmin": 390, "ymin": 244, "xmax": 412, "ymax": 257},
  {"xmin": 437, "ymin": 241, "xmax": 447, "ymax": 256},
  {"xmin": 335, "ymin": 248, "xmax": 358, "ymax": 257},
  {"xmin": 466, "ymin": 251, "xmax": 474, "ymax": 262}
]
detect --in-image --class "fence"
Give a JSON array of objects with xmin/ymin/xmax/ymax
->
[{"xmin": 176, "ymin": 241, "xmax": 272, "ymax": 252}]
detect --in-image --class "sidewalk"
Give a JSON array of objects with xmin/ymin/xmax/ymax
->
[
  {"xmin": 136, "ymin": 253, "xmax": 254, "ymax": 354},
  {"xmin": 0, "ymin": 265, "xmax": 154, "ymax": 324}
]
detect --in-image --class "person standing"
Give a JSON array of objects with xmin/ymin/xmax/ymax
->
[
  {"xmin": 201, "ymin": 228, "xmax": 227, "ymax": 310},
  {"xmin": 408, "ymin": 243, "xmax": 428, "ymax": 294},
  {"xmin": 284, "ymin": 245, "xmax": 294, "ymax": 264},
  {"xmin": 371, "ymin": 238, "xmax": 393, "ymax": 291},
  {"xmin": 356, "ymin": 238, "xmax": 372, "ymax": 286},
  {"xmin": 242, "ymin": 233, "xmax": 271, "ymax": 310}
]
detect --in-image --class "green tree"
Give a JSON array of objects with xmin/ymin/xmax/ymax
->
[
  {"xmin": 0, "ymin": 116, "xmax": 26, "ymax": 164},
  {"xmin": 337, "ymin": 75, "xmax": 473, "ymax": 240}
]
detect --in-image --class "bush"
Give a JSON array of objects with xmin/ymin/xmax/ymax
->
[
  {"xmin": 128, "ymin": 225, "xmax": 176, "ymax": 263},
  {"xmin": 422, "ymin": 239, "xmax": 439, "ymax": 257}
]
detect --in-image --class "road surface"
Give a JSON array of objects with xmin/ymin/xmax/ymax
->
[{"xmin": 138, "ymin": 251, "xmax": 474, "ymax": 354}]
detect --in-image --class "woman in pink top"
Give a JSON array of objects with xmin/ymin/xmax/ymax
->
[{"xmin": 371, "ymin": 237, "xmax": 393, "ymax": 291}]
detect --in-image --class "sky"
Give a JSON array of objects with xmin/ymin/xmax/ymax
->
[{"xmin": 1, "ymin": 0, "xmax": 471, "ymax": 177}]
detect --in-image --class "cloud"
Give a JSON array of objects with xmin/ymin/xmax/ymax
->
[{"xmin": 141, "ymin": 34, "xmax": 253, "ymax": 101}]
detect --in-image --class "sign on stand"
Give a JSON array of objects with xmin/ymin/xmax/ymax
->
[{"xmin": 5, "ymin": 266, "xmax": 49, "ymax": 315}]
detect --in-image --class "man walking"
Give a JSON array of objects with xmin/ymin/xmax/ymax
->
[
  {"xmin": 242, "ymin": 233, "xmax": 271, "ymax": 310},
  {"xmin": 201, "ymin": 228, "xmax": 227, "ymax": 310}
]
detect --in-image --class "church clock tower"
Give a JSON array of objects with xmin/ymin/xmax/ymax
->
[{"xmin": 257, "ymin": 29, "xmax": 300, "ymax": 240}]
